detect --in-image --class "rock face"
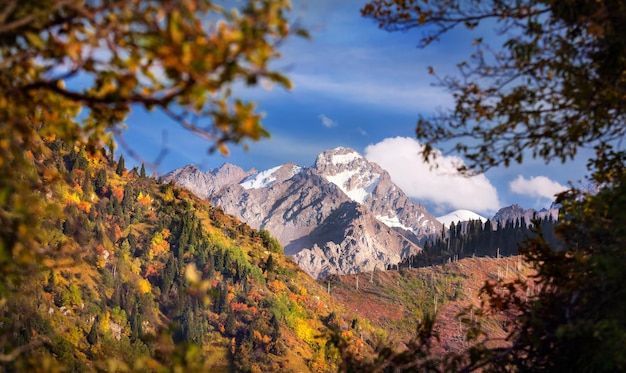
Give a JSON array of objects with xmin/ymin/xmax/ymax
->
[
  {"xmin": 291, "ymin": 203, "xmax": 422, "ymax": 278},
  {"xmin": 165, "ymin": 147, "xmax": 442, "ymax": 278},
  {"xmin": 166, "ymin": 163, "xmax": 253, "ymax": 200},
  {"xmin": 212, "ymin": 164, "xmax": 345, "ymax": 249}
]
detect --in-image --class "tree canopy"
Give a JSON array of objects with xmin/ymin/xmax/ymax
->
[
  {"xmin": 0, "ymin": 1, "xmax": 314, "ymax": 368},
  {"xmin": 352, "ymin": 0, "xmax": 626, "ymax": 371},
  {"xmin": 0, "ymin": 0, "xmax": 305, "ymax": 291},
  {"xmin": 363, "ymin": 0, "xmax": 626, "ymax": 175},
  {"xmin": 1, "ymin": 0, "xmax": 304, "ymax": 153}
]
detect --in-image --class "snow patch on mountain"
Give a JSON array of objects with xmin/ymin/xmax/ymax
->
[
  {"xmin": 375, "ymin": 214, "xmax": 413, "ymax": 231},
  {"xmin": 239, "ymin": 164, "xmax": 304, "ymax": 190},
  {"xmin": 240, "ymin": 166, "xmax": 282, "ymax": 189},
  {"xmin": 331, "ymin": 150, "xmax": 362, "ymax": 165},
  {"xmin": 326, "ymin": 170, "xmax": 380, "ymax": 204},
  {"xmin": 437, "ymin": 209, "xmax": 487, "ymax": 226},
  {"xmin": 288, "ymin": 165, "xmax": 303, "ymax": 178}
]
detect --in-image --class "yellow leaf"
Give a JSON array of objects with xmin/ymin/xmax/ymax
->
[
  {"xmin": 185, "ymin": 263, "xmax": 200, "ymax": 283},
  {"xmin": 182, "ymin": 43, "xmax": 192, "ymax": 66},
  {"xmin": 138, "ymin": 279, "xmax": 151, "ymax": 294},
  {"xmin": 169, "ymin": 11, "xmax": 184, "ymax": 44},
  {"xmin": 24, "ymin": 31, "xmax": 44, "ymax": 49},
  {"xmin": 217, "ymin": 143, "xmax": 230, "ymax": 155}
]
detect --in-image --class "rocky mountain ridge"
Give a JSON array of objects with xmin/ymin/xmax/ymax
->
[
  {"xmin": 165, "ymin": 147, "xmax": 560, "ymax": 278},
  {"xmin": 165, "ymin": 147, "xmax": 440, "ymax": 278},
  {"xmin": 166, "ymin": 163, "xmax": 255, "ymax": 200},
  {"xmin": 493, "ymin": 203, "xmax": 559, "ymax": 226}
]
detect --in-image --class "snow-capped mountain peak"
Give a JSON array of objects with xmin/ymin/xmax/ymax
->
[
  {"xmin": 493, "ymin": 204, "xmax": 558, "ymax": 226},
  {"xmin": 327, "ymin": 147, "xmax": 363, "ymax": 165},
  {"xmin": 315, "ymin": 147, "xmax": 381, "ymax": 204},
  {"xmin": 314, "ymin": 147, "xmax": 440, "ymax": 236},
  {"xmin": 437, "ymin": 209, "xmax": 487, "ymax": 227}
]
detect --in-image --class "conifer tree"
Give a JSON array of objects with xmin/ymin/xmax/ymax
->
[
  {"xmin": 87, "ymin": 316, "xmax": 99, "ymax": 346},
  {"xmin": 130, "ymin": 304, "xmax": 142, "ymax": 342},
  {"xmin": 265, "ymin": 254, "xmax": 276, "ymax": 274},
  {"xmin": 116, "ymin": 155, "xmax": 125, "ymax": 176},
  {"xmin": 94, "ymin": 168, "xmax": 107, "ymax": 195},
  {"xmin": 225, "ymin": 312, "xmax": 237, "ymax": 336}
]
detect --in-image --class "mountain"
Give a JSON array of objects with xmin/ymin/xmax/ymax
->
[
  {"xmin": 211, "ymin": 164, "xmax": 347, "ymax": 249},
  {"xmin": 437, "ymin": 209, "xmax": 487, "ymax": 227},
  {"xmin": 315, "ymin": 147, "xmax": 440, "ymax": 237},
  {"xmin": 165, "ymin": 147, "xmax": 441, "ymax": 278},
  {"xmin": 493, "ymin": 204, "xmax": 559, "ymax": 226}
]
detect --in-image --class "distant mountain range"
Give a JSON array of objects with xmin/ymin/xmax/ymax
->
[
  {"xmin": 437, "ymin": 205, "xmax": 559, "ymax": 229},
  {"xmin": 166, "ymin": 147, "xmax": 557, "ymax": 278},
  {"xmin": 493, "ymin": 203, "xmax": 559, "ymax": 226}
]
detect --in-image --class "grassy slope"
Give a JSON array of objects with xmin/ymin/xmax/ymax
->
[{"xmin": 329, "ymin": 256, "xmax": 532, "ymax": 354}]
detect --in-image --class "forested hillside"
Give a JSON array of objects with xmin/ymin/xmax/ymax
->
[
  {"xmin": 1, "ymin": 129, "xmax": 378, "ymax": 372},
  {"xmin": 398, "ymin": 217, "xmax": 560, "ymax": 269}
]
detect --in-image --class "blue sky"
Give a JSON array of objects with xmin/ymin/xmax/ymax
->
[{"xmin": 120, "ymin": 0, "xmax": 589, "ymax": 216}]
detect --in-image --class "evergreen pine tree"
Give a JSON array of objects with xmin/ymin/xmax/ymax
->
[
  {"xmin": 45, "ymin": 270, "xmax": 57, "ymax": 293},
  {"xmin": 87, "ymin": 316, "xmax": 100, "ymax": 345},
  {"xmin": 225, "ymin": 312, "xmax": 237, "ymax": 336},
  {"xmin": 106, "ymin": 138, "xmax": 115, "ymax": 165},
  {"xmin": 161, "ymin": 254, "xmax": 176, "ymax": 294},
  {"xmin": 130, "ymin": 304, "xmax": 142, "ymax": 341},
  {"xmin": 67, "ymin": 146, "xmax": 78, "ymax": 171},
  {"xmin": 82, "ymin": 170, "xmax": 93, "ymax": 196},
  {"xmin": 121, "ymin": 183, "xmax": 134, "ymax": 212},
  {"xmin": 116, "ymin": 155, "xmax": 125, "ymax": 176},
  {"xmin": 270, "ymin": 313, "xmax": 281, "ymax": 339},
  {"xmin": 95, "ymin": 168, "xmax": 107, "ymax": 195},
  {"xmin": 265, "ymin": 254, "xmax": 276, "ymax": 274},
  {"xmin": 72, "ymin": 149, "xmax": 89, "ymax": 171}
]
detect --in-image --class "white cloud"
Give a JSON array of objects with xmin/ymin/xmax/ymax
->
[
  {"xmin": 509, "ymin": 175, "xmax": 567, "ymax": 200},
  {"xmin": 319, "ymin": 114, "xmax": 338, "ymax": 128},
  {"xmin": 364, "ymin": 137, "xmax": 500, "ymax": 215}
]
